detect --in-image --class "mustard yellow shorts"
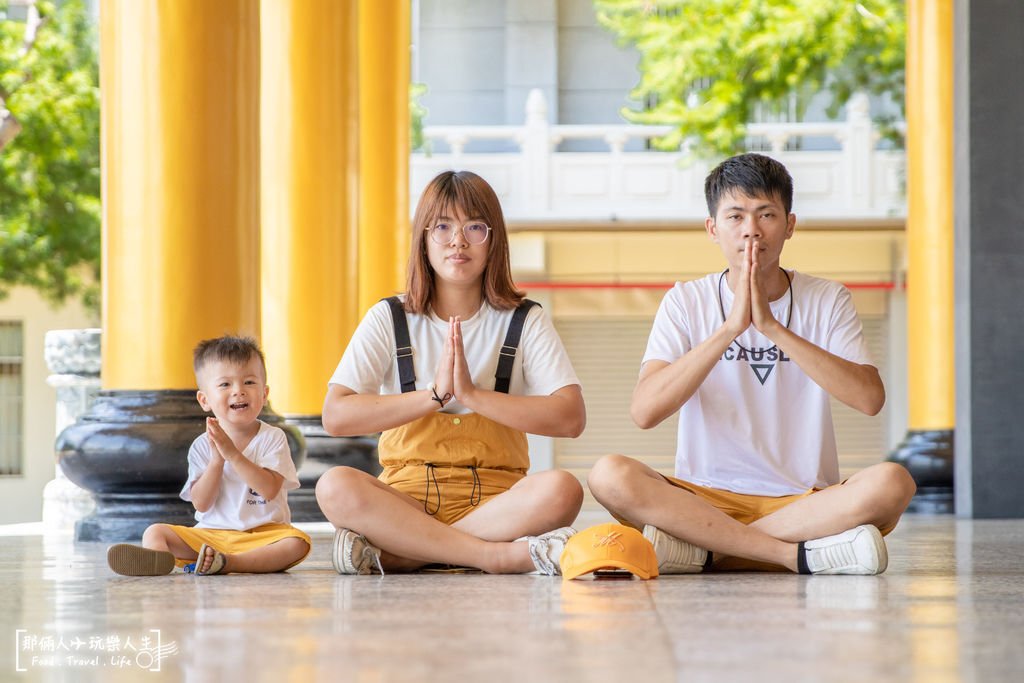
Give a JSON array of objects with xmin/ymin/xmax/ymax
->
[
  {"xmin": 660, "ymin": 475, "xmax": 896, "ymax": 534},
  {"xmin": 165, "ymin": 522, "xmax": 312, "ymax": 570},
  {"xmin": 380, "ymin": 464, "xmax": 525, "ymax": 526},
  {"xmin": 623, "ymin": 475, "xmax": 897, "ymax": 572}
]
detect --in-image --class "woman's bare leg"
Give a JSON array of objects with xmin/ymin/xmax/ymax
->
[{"xmin": 316, "ymin": 466, "xmax": 546, "ymax": 573}]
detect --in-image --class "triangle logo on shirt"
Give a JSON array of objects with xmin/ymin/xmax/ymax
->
[{"xmin": 750, "ymin": 364, "xmax": 775, "ymax": 385}]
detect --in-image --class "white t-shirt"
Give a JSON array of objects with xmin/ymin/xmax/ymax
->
[
  {"xmin": 180, "ymin": 421, "xmax": 300, "ymax": 530},
  {"xmin": 329, "ymin": 298, "xmax": 580, "ymax": 413},
  {"xmin": 643, "ymin": 271, "xmax": 873, "ymax": 496}
]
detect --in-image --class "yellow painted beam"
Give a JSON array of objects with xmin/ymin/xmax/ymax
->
[
  {"xmin": 357, "ymin": 0, "xmax": 411, "ymax": 312},
  {"xmin": 260, "ymin": 0, "xmax": 358, "ymax": 415},
  {"xmin": 906, "ymin": 0, "xmax": 955, "ymax": 429},
  {"xmin": 100, "ymin": 0, "xmax": 259, "ymax": 390},
  {"xmin": 541, "ymin": 231, "xmax": 903, "ymax": 285}
]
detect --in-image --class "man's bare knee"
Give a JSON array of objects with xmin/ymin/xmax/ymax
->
[
  {"xmin": 587, "ymin": 454, "xmax": 628, "ymax": 491},
  {"xmin": 875, "ymin": 462, "xmax": 917, "ymax": 513},
  {"xmin": 587, "ymin": 454, "xmax": 645, "ymax": 510},
  {"xmin": 850, "ymin": 462, "xmax": 917, "ymax": 526}
]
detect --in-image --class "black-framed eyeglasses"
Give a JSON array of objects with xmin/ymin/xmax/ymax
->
[{"xmin": 426, "ymin": 221, "xmax": 491, "ymax": 246}]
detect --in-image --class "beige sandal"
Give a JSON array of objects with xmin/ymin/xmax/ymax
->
[
  {"xmin": 107, "ymin": 544, "xmax": 176, "ymax": 576},
  {"xmin": 194, "ymin": 543, "xmax": 228, "ymax": 575}
]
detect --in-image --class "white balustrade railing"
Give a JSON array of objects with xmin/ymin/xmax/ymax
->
[{"xmin": 411, "ymin": 89, "xmax": 905, "ymax": 223}]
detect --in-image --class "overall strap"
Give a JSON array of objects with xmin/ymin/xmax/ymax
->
[
  {"xmin": 494, "ymin": 299, "xmax": 540, "ymax": 394},
  {"xmin": 384, "ymin": 296, "xmax": 417, "ymax": 393}
]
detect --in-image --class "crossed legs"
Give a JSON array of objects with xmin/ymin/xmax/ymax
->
[
  {"xmin": 587, "ymin": 454, "xmax": 916, "ymax": 572},
  {"xmin": 141, "ymin": 524, "xmax": 310, "ymax": 574},
  {"xmin": 315, "ymin": 466, "xmax": 583, "ymax": 573}
]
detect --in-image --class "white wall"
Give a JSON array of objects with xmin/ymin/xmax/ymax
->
[
  {"xmin": 416, "ymin": 0, "xmax": 641, "ymax": 132},
  {"xmin": 418, "ymin": 0, "xmax": 508, "ymax": 126},
  {"xmin": 0, "ymin": 287, "xmax": 96, "ymax": 524},
  {"xmin": 557, "ymin": 0, "xmax": 640, "ymax": 122}
]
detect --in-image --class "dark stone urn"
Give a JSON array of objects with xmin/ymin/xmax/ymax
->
[
  {"xmin": 887, "ymin": 429, "xmax": 954, "ymax": 514},
  {"xmin": 56, "ymin": 390, "xmax": 305, "ymax": 542},
  {"xmin": 284, "ymin": 416, "xmax": 381, "ymax": 523}
]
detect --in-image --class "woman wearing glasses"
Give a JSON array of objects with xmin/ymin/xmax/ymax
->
[{"xmin": 317, "ymin": 170, "xmax": 586, "ymax": 575}]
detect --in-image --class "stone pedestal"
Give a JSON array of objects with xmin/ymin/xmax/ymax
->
[
  {"xmin": 42, "ymin": 329, "xmax": 101, "ymax": 531},
  {"xmin": 56, "ymin": 390, "xmax": 305, "ymax": 542},
  {"xmin": 888, "ymin": 429, "xmax": 954, "ymax": 514},
  {"xmin": 285, "ymin": 416, "xmax": 380, "ymax": 522}
]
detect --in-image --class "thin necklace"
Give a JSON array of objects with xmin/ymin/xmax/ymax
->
[{"xmin": 717, "ymin": 267, "xmax": 793, "ymax": 355}]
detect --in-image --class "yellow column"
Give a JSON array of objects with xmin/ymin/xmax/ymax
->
[
  {"xmin": 101, "ymin": 0, "xmax": 260, "ymax": 390},
  {"xmin": 906, "ymin": 0, "xmax": 954, "ymax": 430},
  {"xmin": 260, "ymin": 0, "xmax": 358, "ymax": 415},
  {"xmin": 357, "ymin": 0, "xmax": 411, "ymax": 312}
]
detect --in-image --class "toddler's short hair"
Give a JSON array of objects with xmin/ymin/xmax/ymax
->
[{"xmin": 193, "ymin": 335, "xmax": 266, "ymax": 379}]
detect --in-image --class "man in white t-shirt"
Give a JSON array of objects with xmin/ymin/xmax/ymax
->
[{"xmin": 588, "ymin": 153, "xmax": 916, "ymax": 575}]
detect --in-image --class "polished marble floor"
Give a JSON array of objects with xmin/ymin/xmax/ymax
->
[{"xmin": 1, "ymin": 514, "xmax": 1023, "ymax": 682}]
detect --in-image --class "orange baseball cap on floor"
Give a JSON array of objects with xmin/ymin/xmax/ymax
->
[{"xmin": 560, "ymin": 523, "xmax": 659, "ymax": 580}]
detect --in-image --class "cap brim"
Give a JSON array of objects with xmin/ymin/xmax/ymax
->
[{"xmin": 562, "ymin": 558, "xmax": 657, "ymax": 581}]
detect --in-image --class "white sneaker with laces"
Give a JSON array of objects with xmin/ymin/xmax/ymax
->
[
  {"xmin": 642, "ymin": 525, "xmax": 709, "ymax": 574},
  {"xmin": 521, "ymin": 526, "xmax": 576, "ymax": 575},
  {"xmin": 332, "ymin": 528, "xmax": 385, "ymax": 575},
  {"xmin": 800, "ymin": 524, "xmax": 888, "ymax": 575}
]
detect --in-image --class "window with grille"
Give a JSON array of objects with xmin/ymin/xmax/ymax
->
[{"xmin": 0, "ymin": 321, "xmax": 24, "ymax": 476}]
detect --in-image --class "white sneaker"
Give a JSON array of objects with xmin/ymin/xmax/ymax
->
[
  {"xmin": 800, "ymin": 524, "xmax": 888, "ymax": 575},
  {"xmin": 521, "ymin": 526, "xmax": 576, "ymax": 575},
  {"xmin": 332, "ymin": 528, "xmax": 384, "ymax": 575},
  {"xmin": 642, "ymin": 525, "xmax": 709, "ymax": 574}
]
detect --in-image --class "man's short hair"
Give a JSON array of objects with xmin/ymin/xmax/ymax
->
[
  {"xmin": 704, "ymin": 153, "xmax": 794, "ymax": 216},
  {"xmin": 193, "ymin": 335, "xmax": 266, "ymax": 379}
]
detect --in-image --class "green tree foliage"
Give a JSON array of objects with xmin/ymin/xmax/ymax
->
[
  {"xmin": 410, "ymin": 82, "xmax": 430, "ymax": 154},
  {"xmin": 594, "ymin": 0, "xmax": 905, "ymax": 157},
  {"xmin": 0, "ymin": 0, "xmax": 100, "ymax": 309}
]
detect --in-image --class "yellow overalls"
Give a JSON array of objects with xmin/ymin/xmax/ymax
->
[
  {"xmin": 377, "ymin": 296, "xmax": 538, "ymax": 525},
  {"xmin": 378, "ymin": 412, "xmax": 528, "ymax": 524}
]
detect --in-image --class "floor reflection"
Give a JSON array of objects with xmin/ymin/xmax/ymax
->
[{"xmin": 2, "ymin": 516, "xmax": 1023, "ymax": 682}]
